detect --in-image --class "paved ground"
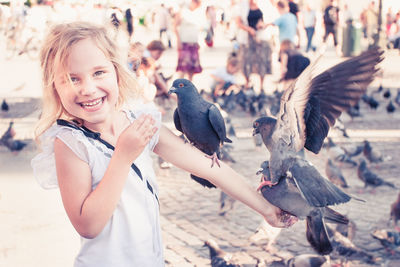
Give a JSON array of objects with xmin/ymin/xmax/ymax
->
[{"xmin": 1, "ymin": 26, "xmax": 400, "ymax": 267}]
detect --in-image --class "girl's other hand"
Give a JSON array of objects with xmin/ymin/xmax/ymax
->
[
  {"xmin": 264, "ymin": 205, "xmax": 298, "ymax": 228},
  {"xmin": 116, "ymin": 114, "xmax": 157, "ymax": 162}
]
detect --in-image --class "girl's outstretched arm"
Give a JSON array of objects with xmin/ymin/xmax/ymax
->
[{"xmin": 154, "ymin": 126, "xmax": 296, "ymax": 228}]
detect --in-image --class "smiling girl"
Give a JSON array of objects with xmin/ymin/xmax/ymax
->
[{"xmin": 31, "ymin": 22, "xmax": 295, "ymax": 267}]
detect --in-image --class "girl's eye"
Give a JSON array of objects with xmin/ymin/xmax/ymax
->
[
  {"xmin": 70, "ymin": 77, "xmax": 79, "ymax": 84},
  {"xmin": 94, "ymin": 70, "xmax": 105, "ymax": 77}
]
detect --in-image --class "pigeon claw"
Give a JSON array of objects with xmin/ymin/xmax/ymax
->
[
  {"xmin": 257, "ymin": 180, "xmax": 277, "ymax": 191},
  {"xmin": 205, "ymin": 152, "xmax": 220, "ymax": 168}
]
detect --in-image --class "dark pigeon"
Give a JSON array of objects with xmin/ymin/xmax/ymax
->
[
  {"xmin": 395, "ymin": 89, "xmax": 400, "ymax": 106},
  {"xmin": 326, "ymin": 225, "xmax": 376, "ymax": 265},
  {"xmin": 253, "ymin": 48, "xmax": 383, "ymax": 254},
  {"xmin": 325, "ymin": 159, "xmax": 349, "ymax": 188},
  {"xmin": 372, "ymin": 229, "xmax": 400, "ymax": 254},
  {"xmin": 357, "ymin": 159, "xmax": 396, "ymax": 189},
  {"xmin": 253, "ymin": 47, "xmax": 383, "ymax": 185},
  {"xmin": 363, "ymin": 140, "xmax": 384, "ymax": 163},
  {"xmin": 169, "ymin": 79, "xmax": 232, "ymax": 188},
  {"xmin": 390, "ymin": 192, "xmax": 400, "ymax": 230},
  {"xmin": 0, "ymin": 121, "xmax": 27, "ymax": 152},
  {"xmin": 342, "ymin": 143, "xmax": 364, "ymax": 158},
  {"xmin": 286, "ymin": 254, "xmax": 327, "ymax": 267},
  {"xmin": 335, "ymin": 217, "xmax": 357, "ymax": 241},
  {"xmin": 367, "ymin": 95, "xmax": 380, "ymax": 109},
  {"xmin": 386, "ymin": 100, "xmax": 396, "ymax": 113},
  {"xmin": 1, "ymin": 99, "xmax": 9, "ymax": 112},
  {"xmin": 383, "ymin": 89, "xmax": 391, "ymax": 99},
  {"xmin": 325, "ymin": 138, "xmax": 357, "ymax": 167},
  {"xmin": 204, "ymin": 239, "xmax": 240, "ymax": 267},
  {"xmin": 258, "ymin": 161, "xmax": 349, "ymax": 255}
]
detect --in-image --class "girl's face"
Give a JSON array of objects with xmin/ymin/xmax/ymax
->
[{"xmin": 54, "ymin": 38, "xmax": 119, "ymax": 127}]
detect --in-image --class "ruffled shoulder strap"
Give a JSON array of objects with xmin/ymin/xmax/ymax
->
[{"xmin": 31, "ymin": 124, "xmax": 92, "ymax": 189}]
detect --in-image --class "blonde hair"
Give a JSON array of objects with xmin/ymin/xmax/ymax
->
[{"xmin": 36, "ymin": 21, "xmax": 139, "ymax": 140}]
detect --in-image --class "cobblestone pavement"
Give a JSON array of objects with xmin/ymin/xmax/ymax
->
[{"xmin": 1, "ymin": 42, "xmax": 400, "ymax": 266}]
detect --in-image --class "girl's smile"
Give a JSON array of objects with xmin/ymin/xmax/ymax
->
[{"xmin": 78, "ymin": 96, "xmax": 106, "ymax": 111}]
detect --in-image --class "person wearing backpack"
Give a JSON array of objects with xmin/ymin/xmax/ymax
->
[{"xmin": 323, "ymin": 0, "xmax": 341, "ymax": 55}]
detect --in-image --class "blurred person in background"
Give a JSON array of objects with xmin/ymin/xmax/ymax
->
[
  {"xmin": 173, "ymin": 0, "xmax": 204, "ymax": 81},
  {"xmin": 235, "ymin": 0, "xmax": 273, "ymax": 91},
  {"xmin": 302, "ymin": 3, "xmax": 316, "ymax": 53},
  {"xmin": 210, "ymin": 53, "xmax": 241, "ymax": 101},
  {"xmin": 267, "ymin": 1, "xmax": 297, "ymax": 45},
  {"xmin": 278, "ymin": 39, "xmax": 310, "ymax": 87},
  {"xmin": 364, "ymin": 1, "xmax": 378, "ymax": 46},
  {"xmin": 156, "ymin": 3, "xmax": 172, "ymax": 49},
  {"xmin": 322, "ymin": 0, "xmax": 341, "ymax": 55}
]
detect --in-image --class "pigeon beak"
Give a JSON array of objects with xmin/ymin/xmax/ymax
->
[
  {"xmin": 168, "ymin": 87, "xmax": 177, "ymax": 95},
  {"xmin": 256, "ymin": 168, "xmax": 264, "ymax": 175},
  {"xmin": 252, "ymin": 128, "xmax": 259, "ymax": 136}
]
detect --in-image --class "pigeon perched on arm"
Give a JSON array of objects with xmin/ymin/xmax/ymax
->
[
  {"xmin": 254, "ymin": 48, "xmax": 383, "ymax": 255},
  {"xmin": 169, "ymin": 79, "xmax": 232, "ymax": 188},
  {"xmin": 257, "ymin": 161, "xmax": 349, "ymax": 255}
]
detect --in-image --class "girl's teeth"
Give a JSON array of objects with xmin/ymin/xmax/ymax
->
[{"xmin": 82, "ymin": 98, "xmax": 102, "ymax": 107}]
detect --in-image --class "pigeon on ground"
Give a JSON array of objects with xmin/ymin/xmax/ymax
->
[
  {"xmin": 325, "ymin": 138, "xmax": 357, "ymax": 166},
  {"xmin": 249, "ymin": 219, "xmax": 281, "ymax": 252},
  {"xmin": 383, "ymin": 89, "xmax": 391, "ymax": 99},
  {"xmin": 357, "ymin": 158, "xmax": 396, "ymax": 189},
  {"xmin": 390, "ymin": 192, "xmax": 400, "ymax": 229},
  {"xmin": 372, "ymin": 229, "xmax": 400, "ymax": 254},
  {"xmin": 253, "ymin": 48, "xmax": 383, "ymax": 254},
  {"xmin": 0, "ymin": 121, "xmax": 16, "ymax": 140},
  {"xmin": 395, "ymin": 89, "xmax": 400, "ymax": 106},
  {"xmin": 169, "ymin": 79, "xmax": 232, "ymax": 188},
  {"xmin": 342, "ymin": 143, "xmax": 364, "ymax": 158},
  {"xmin": 286, "ymin": 254, "xmax": 327, "ymax": 267},
  {"xmin": 333, "ymin": 118, "xmax": 350, "ymax": 138},
  {"xmin": 1, "ymin": 99, "xmax": 9, "ymax": 112},
  {"xmin": 219, "ymin": 191, "xmax": 235, "ymax": 216},
  {"xmin": 386, "ymin": 100, "xmax": 396, "ymax": 113},
  {"xmin": 363, "ymin": 140, "xmax": 385, "ymax": 163},
  {"xmin": 204, "ymin": 239, "xmax": 240, "ymax": 267},
  {"xmin": 325, "ymin": 159, "xmax": 349, "ymax": 188},
  {"xmin": 326, "ymin": 225, "xmax": 376, "ymax": 265},
  {"xmin": 0, "ymin": 122, "xmax": 27, "ymax": 152},
  {"xmin": 257, "ymin": 161, "xmax": 349, "ymax": 255},
  {"xmin": 335, "ymin": 217, "xmax": 357, "ymax": 241}
]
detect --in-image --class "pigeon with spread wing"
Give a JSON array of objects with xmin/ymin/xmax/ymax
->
[{"xmin": 254, "ymin": 47, "xmax": 383, "ymax": 254}]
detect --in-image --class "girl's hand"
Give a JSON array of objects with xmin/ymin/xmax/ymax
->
[
  {"xmin": 116, "ymin": 114, "xmax": 157, "ymax": 162},
  {"xmin": 248, "ymin": 27, "xmax": 256, "ymax": 36},
  {"xmin": 264, "ymin": 205, "xmax": 298, "ymax": 228}
]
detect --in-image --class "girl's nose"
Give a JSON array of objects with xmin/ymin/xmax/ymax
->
[{"xmin": 79, "ymin": 78, "xmax": 97, "ymax": 95}]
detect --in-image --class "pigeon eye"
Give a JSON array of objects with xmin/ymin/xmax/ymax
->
[
  {"xmin": 254, "ymin": 122, "xmax": 259, "ymax": 127},
  {"xmin": 178, "ymin": 83, "xmax": 184, "ymax": 88}
]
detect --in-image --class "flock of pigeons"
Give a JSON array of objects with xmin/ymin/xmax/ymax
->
[{"xmin": 169, "ymin": 47, "xmax": 400, "ymax": 266}]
